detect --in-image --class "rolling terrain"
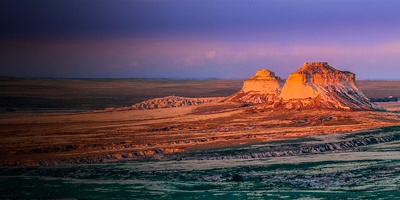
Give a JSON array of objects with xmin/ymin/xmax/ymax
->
[{"xmin": 0, "ymin": 78, "xmax": 400, "ymax": 198}]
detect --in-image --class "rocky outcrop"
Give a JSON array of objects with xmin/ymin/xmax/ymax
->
[
  {"xmin": 223, "ymin": 69, "xmax": 284, "ymax": 103},
  {"xmin": 100, "ymin": 96, "xmax": 221, "ymax": 112},
  {"xmin": 128, "ymin": 96, "xmax": 220, "ymax": 110},
  {"xmin": 274, "ymin": 62, "xmax": 383, "ymax": 110}
]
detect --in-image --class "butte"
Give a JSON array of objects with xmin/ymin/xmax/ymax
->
[
  {"xmin": 273, "ymin": 62, "xmax": 383, "ymax": 110},
  {"xmin": 223, "ymin": 69, "xmax": 284, "ymax": 104}
]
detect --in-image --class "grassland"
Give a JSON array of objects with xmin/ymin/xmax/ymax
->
[
  {"xmin": 0, "ymin": 78, "xmax": 241, "ymax": 112},
  {"xmin": 0, "ymin": 78, "xmax": 400, "ymax": 199},
  {"xmin": 1, "ymin": 127, "xmax": 400, "ymax": 199},
  {"xmin": 1, "ymin": 78, "xmax": 399, "ymax": 112}
]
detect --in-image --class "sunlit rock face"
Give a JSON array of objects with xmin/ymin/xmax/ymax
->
[
  {"xmin": 224, "ymin": 69, "xmax": 284, "ymax": 103},
  {"xmin": 276, "ymin": 62, "xmax": 383, "ymax": 110}
]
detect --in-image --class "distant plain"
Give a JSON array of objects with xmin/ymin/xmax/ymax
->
[{"xmin": 1, "ymin": 78, "xmax": 399, "ymax": 112}]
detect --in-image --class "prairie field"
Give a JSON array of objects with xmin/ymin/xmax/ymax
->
[
  {"xmin": 0, "ymin": 78, "xmax": 400, "ymax": 199},
  {"xmin": 1, "ymin": 78, "xmax": 399, "ymax": 112}
]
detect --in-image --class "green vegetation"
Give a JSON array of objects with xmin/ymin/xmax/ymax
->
[{"xmin": 1, "ymin": 128, "xmax": 400, "ymax": 199}]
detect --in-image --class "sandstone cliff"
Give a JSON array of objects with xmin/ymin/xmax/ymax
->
[
  {"xmin": 223, "ymin": 69, "xmax": 284, "ymax": 103},
  {"xmin": 274, "ymin": 62, "xmax": 383, "ymax": 110}
]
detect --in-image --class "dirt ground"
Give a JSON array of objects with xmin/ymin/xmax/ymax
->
[
  {"xmin": 1, "ymin": 100, "xmax": 399, "ymax": 165},
  {"xmin": 1, "ymin": 78, "xmax": 400, "ymax": 165}
]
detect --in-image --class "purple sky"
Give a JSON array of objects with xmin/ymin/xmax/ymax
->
[{"xmin": 1, "ymin": 0, "xmax": 400, "ymax": 79}]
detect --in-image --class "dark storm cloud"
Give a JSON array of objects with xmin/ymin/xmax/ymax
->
[
  {"xmin": 1, "ymin": 0, "xmax": 400, "ymax": 79},
  {"xmin": 2, "ymin": 0, "xmax": 399, "ymax": 39},
  {"xmin": 1, "ymin": 0, "xmax": 136, "ymax": 38}
]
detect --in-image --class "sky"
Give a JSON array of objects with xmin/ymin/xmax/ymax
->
[{"xmin": 1, "ymin": 0, "xmax": 400, "ymax": 79}]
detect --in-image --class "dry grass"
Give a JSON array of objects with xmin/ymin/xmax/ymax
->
[
  {"xmin": 0, "ymin": 78, "xmax": 399, "ymax": 165},
  {"xmin": 1, "ymin": 78, "xmax": 398, "ymax": 112},
  {"xmin": 0, "ymin": 78, "xmax": 242, "ymax": 112},
  {"xmin": 0, "ymin": 101, "xmax": 399, "ymax": 165}
]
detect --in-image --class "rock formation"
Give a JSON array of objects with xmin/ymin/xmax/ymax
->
[
  {"xmin": 130, "ymin": 96, "xmax": 220, "ymax": 110},
  {"xmin": 223, "ymin": 69, "xmax": 284, "ymax": 103},
  {"xmin": 274, "ymin": 62, "xmax": 383, "ymax": 110}
]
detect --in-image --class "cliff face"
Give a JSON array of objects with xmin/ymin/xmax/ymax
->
[
  {"xmin": 276, "ymin": 62, "xmax": 383, "ymax": 110},
  {"xmin": 242, "ymin": 69, "xmax": 283, "ymax": 94},
  {"xmin": 223, "ymin": 69, "xmax": 284, "ymax": 103}
]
